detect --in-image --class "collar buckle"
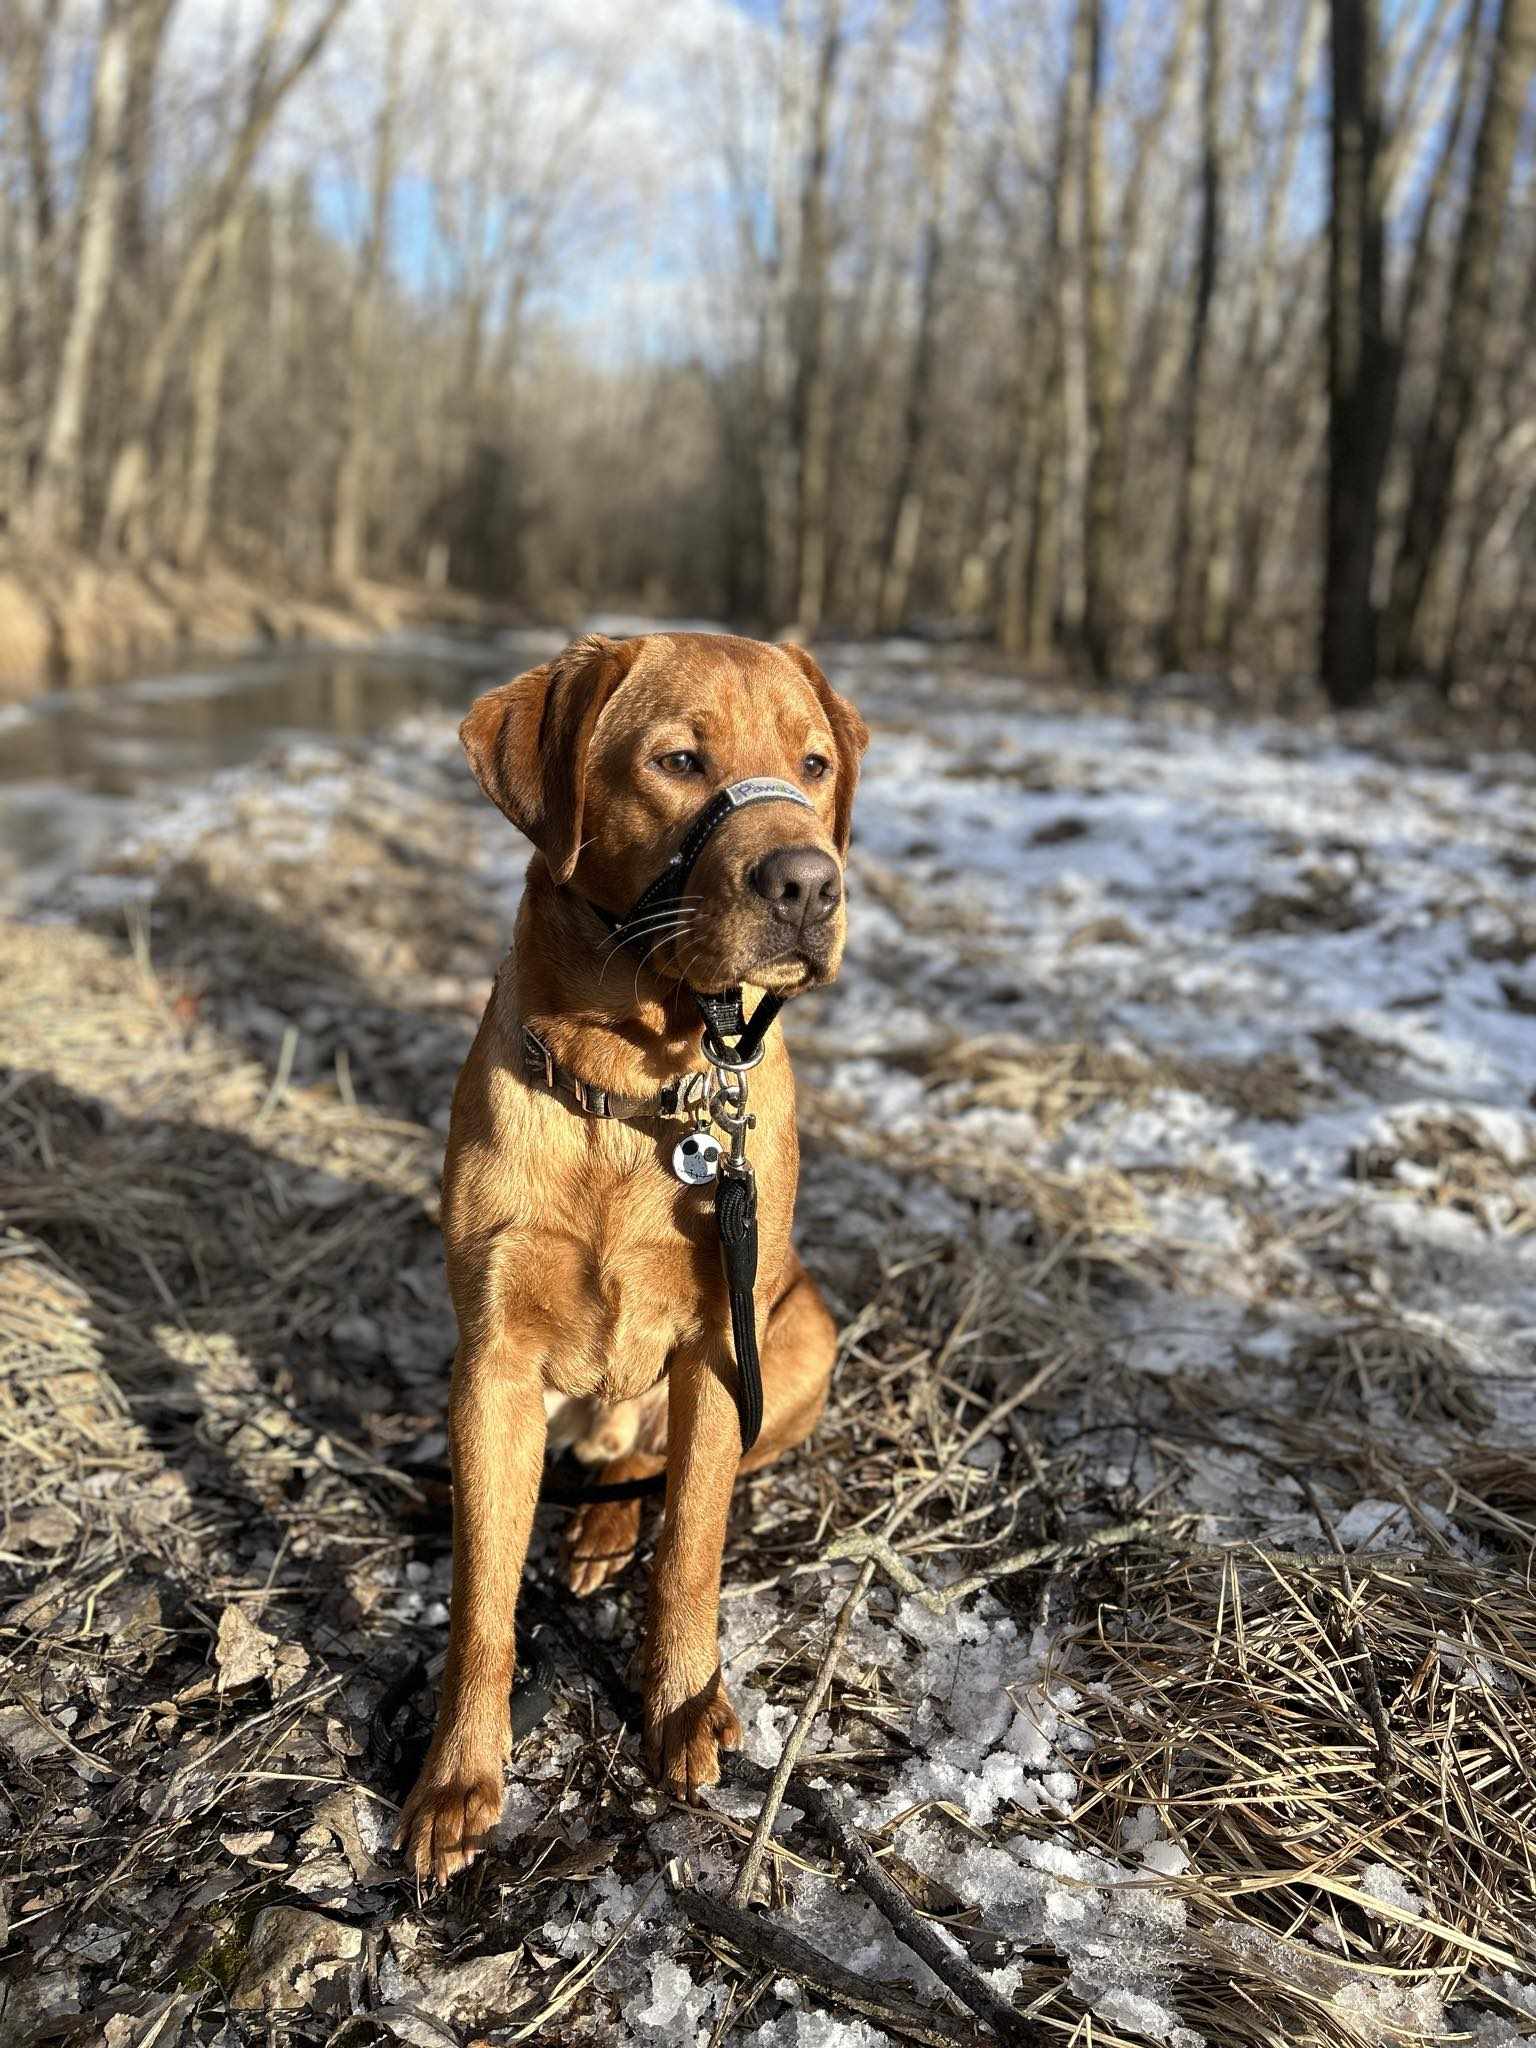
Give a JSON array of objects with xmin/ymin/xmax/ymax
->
[
  {"xmin": 523, "ymin": 1024, "xmax": 556, "ymax": 1090},
  {"xmin": 575, "ymin": 1077, "xmax": 611, "ymax": 1118},
  {"xmin": 658, "ymin": 1070, "xmax": 709, "ymax": 1122}
]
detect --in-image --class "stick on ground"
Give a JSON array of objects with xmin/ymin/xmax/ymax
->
[
  {"xmin": 730, "ymin": 1557, "xmax": 877, "ymax": 1907},
  {"xmin": 676, "ymin": 1883, "xmax": 983, "ymax": 2048},
  {"xmin": 722, "ymin": 1754, "xmax": 1034, "ymax": 2047}
]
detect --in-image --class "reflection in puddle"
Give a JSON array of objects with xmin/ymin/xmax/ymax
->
[{"xmin": 0, "ymin": 634, "xmax": 552, "ymax": 901}]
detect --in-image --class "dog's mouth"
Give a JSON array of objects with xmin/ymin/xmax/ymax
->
[
  {"xmin": 654, "ymin": 916, "xmax": 841, "ymax": 998},
  {"xmin": 713, "ymin": 930, "xmax": 840, "ymax": 994},
  {"xmin": 752, "ymin": 953, "xmax": 820, "ymax": 993}
]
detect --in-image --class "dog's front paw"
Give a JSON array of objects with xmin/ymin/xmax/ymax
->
[
  {"xmin": 563, "ymin": 1497, "xmax": 641, "ymax": 1597},
  {"xmin": 394, "ymin": 1745, "xmax": 506, "ymax": 1885},
  {"xmin": 643, "ymin": 1666, "xmax": 742, "ymax": 1801}
]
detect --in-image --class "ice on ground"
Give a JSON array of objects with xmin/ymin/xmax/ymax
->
[{"xmin": 1357, "ymin": 1863, "xmax": 1426, "ymax": 1918}]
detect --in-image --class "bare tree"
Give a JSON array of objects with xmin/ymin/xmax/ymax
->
[
  {"xmin": 1321, "ymin": 0, "xmax": 1389, "ymax": 708},
  {"xmin": 873, "ymin": 0, "xmax": 965, "ymax": 633},
  {"xmin": 100, "ymin": 0, "xmax": 350, "ymax": 555},
  {"xmin": 25, "ymin": 0, "xmax": 135, "ymax": 545},
  {"xmin": 1167, "ymin": 0, "xmax": 1224, "ymax": 667},
  {"xmin": 1055, "ymin": 0, "xmax": 1096, "ymax": 651},
  {"xmin": 331, "ymin": 10, "xmax": 407, "ymax": 588},
  {"xmin": 789, "ymin": 0, "xmax": 845, "ymax": 635},
  {"xmin": 174, "ymin": 203, "xmax": 247, "ymax": 570},
  {"xmin": 1079, "ymin": 0, "xmax": 1121, "ymax": 676},
  {"xmin": 1205, "ymin": 0, "xmax": 1323, "ymax": 654},
  {"xmin": 2, "ymin": 0, "xmax": 1535, "ymax": 698},
  {"xmin": 1383, "ymin": 0, "xmax": 1536, "ymax": 677}
]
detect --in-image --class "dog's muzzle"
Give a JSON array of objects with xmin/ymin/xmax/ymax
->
[{"xmin": 583, "ymin": 776, "xmax": 822, "ymax": 1060}]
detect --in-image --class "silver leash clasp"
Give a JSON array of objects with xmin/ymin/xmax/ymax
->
[{"xmin": 707, "ymin": 1061, "xmax": 755, "ymax": 1176}]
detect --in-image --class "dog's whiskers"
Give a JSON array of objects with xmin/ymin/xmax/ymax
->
[
  {"xmin": 631, "ymin": 918, "xmax": 699, "ymax": 1004},
  {"xmin": 599, "ymin": 912, "xmax": 700, "ymax": 988},
  {"xmin": 599, "ymin": 909, "xmax": 695, "ymax": 954},
  {"xmin": 596, "ymin": 906, "xmax": 699, "ymax": 972},
  {"xmin": 675, "ymin": 941, "xmax": 709, "ymax": 994}
]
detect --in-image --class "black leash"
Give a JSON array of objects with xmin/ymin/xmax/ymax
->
[{"xmin": 530, "ymin": 1002, "xmax": 766, "ymax": 1510}]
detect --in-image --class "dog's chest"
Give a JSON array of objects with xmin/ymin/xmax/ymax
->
[{"xmin": 531, "ymin": 1161, "xmax": 720, "ymax": 1400}]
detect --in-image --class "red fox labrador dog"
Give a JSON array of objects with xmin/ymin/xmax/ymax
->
[{"xmin": 397, "ymin": 631, "xmax": 868, "ymax": 1882}]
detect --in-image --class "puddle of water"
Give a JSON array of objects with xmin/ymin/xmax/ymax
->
[{"xmin": 0, "ymin": 632, "xmax": 557, "ymax": 902}]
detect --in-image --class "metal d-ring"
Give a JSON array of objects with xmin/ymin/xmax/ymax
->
[{"xmin": 700, "ymin": 1026, "xmax": 767, "ymax": 1074}]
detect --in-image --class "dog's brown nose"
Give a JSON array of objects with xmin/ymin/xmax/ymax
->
[{"xmin": 748, "ymin": 845, "xmax": 842, "ymax": 929}]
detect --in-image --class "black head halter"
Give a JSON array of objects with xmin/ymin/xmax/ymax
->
[{"xmin": 589, "ymin": 776, "xmax": 816, "ymax": 1062}]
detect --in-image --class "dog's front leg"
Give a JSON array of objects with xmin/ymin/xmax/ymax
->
[
  {"xmin": 396, "ymin": 1349, "xmax": 546, "ymax": 1883},
  {"xmin": 639, "ymin": 1338, "xmax": 744, "ymax": 1798}
]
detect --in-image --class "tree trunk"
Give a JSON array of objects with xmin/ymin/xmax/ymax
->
[
  {"xmin": 822, "ymin": 0, "xmax": 914, "ymax": 623},
  {"xmin": 331, "ymin": 15, "xmax": 405, "ymax": 588},
  {"xmin": 1382, "ymin": 0, "xmax": 1536, "ymax": 674},
  {"xmin": 1056, "ymin": 0, "xmax": 1095, "ymax": 649},
  {"xmin": 119, "ymin": 0, "xmax": 174, "ymax": 275},
  {"xmin": 759, "ymin": 4, "xmax": 806, "ymax": 626},
  {"xmin": 1168, "ymin": 0, "xmax": 1225, "ymax": 666},
  {"xmin": 26, "ymin": 0, "xmax": 134, "ymax": 546},
  {"xmin": 1384, "ymin": 0, "xmax": 1486, "ymax": 425},
  {"xmin": 1024, "ymin": 363, "xmax": 1065, "ymax": 665},
  {"xmin": 100, "ymin": 0, "xmax": 349, "ymax": 556},
  {"xmin": 1321, "ymin": 0, "xmax": 1389, "ymax": 708},
  {"xmin": 4, "ymin": 0, "xmax": 62, "ymax": 264},
  {"xmin": 1207, "ymin": 0, "xmax": 1323, "ymax": 654},
  {"xmin": 1, "ymin": 0, "xmax": 64, "ymax": 505},
  {"xmin": 790, "ymin": 0, "xmax": 844, "ymax": 636},
  {"xmin": 175, "ymin": 203, "xmax": 246, "ymax": 570},
  {"xmin": 1080, "ymin": 0, "xmax": 1121, "ymax": 677},
  {"xmin": 874, "ymin": 0, "xmax": 965, "ymax": 632},
  {"xmin": 999, "ymin": 293, "xmax": 1056, "ymax": 660}
]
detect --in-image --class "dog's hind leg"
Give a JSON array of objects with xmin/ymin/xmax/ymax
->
[
  {"xmin": 737, "ymin": 1254, "xmax": 836, "ymax": 1476},
  {"xmin": 564, "ymin": 1385, "xmax": 668, "ymax": 1596},
  {"xmin": 563, "ymin": 1450, "xmax": 665, "ymax": 1596}
]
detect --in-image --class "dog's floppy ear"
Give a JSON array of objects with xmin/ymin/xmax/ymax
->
[
  {"xmin": 459, "ymin": 633, "xmax": 640, "ymax": 881},
  {"xmin": 778, "ymin": 642, "xmax": 870, "ymax": 854}
]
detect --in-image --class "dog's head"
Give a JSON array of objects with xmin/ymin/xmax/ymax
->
[{"xmin": 460, "ymin": 631, "xmax": 869, "ymax": 993}]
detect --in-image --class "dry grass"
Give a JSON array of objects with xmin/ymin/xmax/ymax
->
[
  {"xmin": 922, "ymin": 1035, "xmax": 1319, "ymax": 1133},
  {"xmin": 1066, "ymin": 1548, "xmax": 1535, "ymax": 1990},
  {"xmin": 1293, "ymin": 1316, "xmax": 1497, "ymax": 1433},
  {"xmin": 1353, "ymin": 1112, "xmax": 1536, "ymax": 1237}
]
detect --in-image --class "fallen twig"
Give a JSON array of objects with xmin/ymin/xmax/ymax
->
[
  {"xmin": 814, "ymin": 1514, "xmax": 1194, "ymax": 1612},
  {"xmin": 778, "ymin": 1769, "xmax": 1034, "ymax": 2044},
  {"xmin": 722, "ymin": 1754, "xmax": 1032, "ymax": 2045},
  {"xmin": 1299, "ymin": 1477, "xmax": 1397, "ymax": 1789},
  {"xmin": 880, "ymin": 1353, "xmax": 1066, "ymax": 1544},
  {"xmin": 730, "ymin": 1557, "xmax": 877, "ymax": 1907},
  {"xmin": 675, "ymin": 1883, "xmax": 981, "ymax": 2048}
]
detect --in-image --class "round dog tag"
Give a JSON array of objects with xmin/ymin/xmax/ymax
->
[{"xmin": 672, "ymin": 1131, "xmax": 722, "ymax": 1185}]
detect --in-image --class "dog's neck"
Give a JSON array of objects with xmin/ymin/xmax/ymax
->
[{"xmin": 508, "ymin": 861, "xmax": 706, "ymax": 1091}]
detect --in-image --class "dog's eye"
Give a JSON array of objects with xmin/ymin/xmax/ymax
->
[
  {"xmin": 655, "ymin": 750, "xmax": 704, "ymax": 777},
  {"xmin": 802, "ymin": 753, "xmax": 831, "ymax": 781}
]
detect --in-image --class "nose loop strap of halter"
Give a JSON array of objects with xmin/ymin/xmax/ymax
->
[{"xmin": 592, "ymin": 775, "xmax": 816, "ymax": 1057}]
